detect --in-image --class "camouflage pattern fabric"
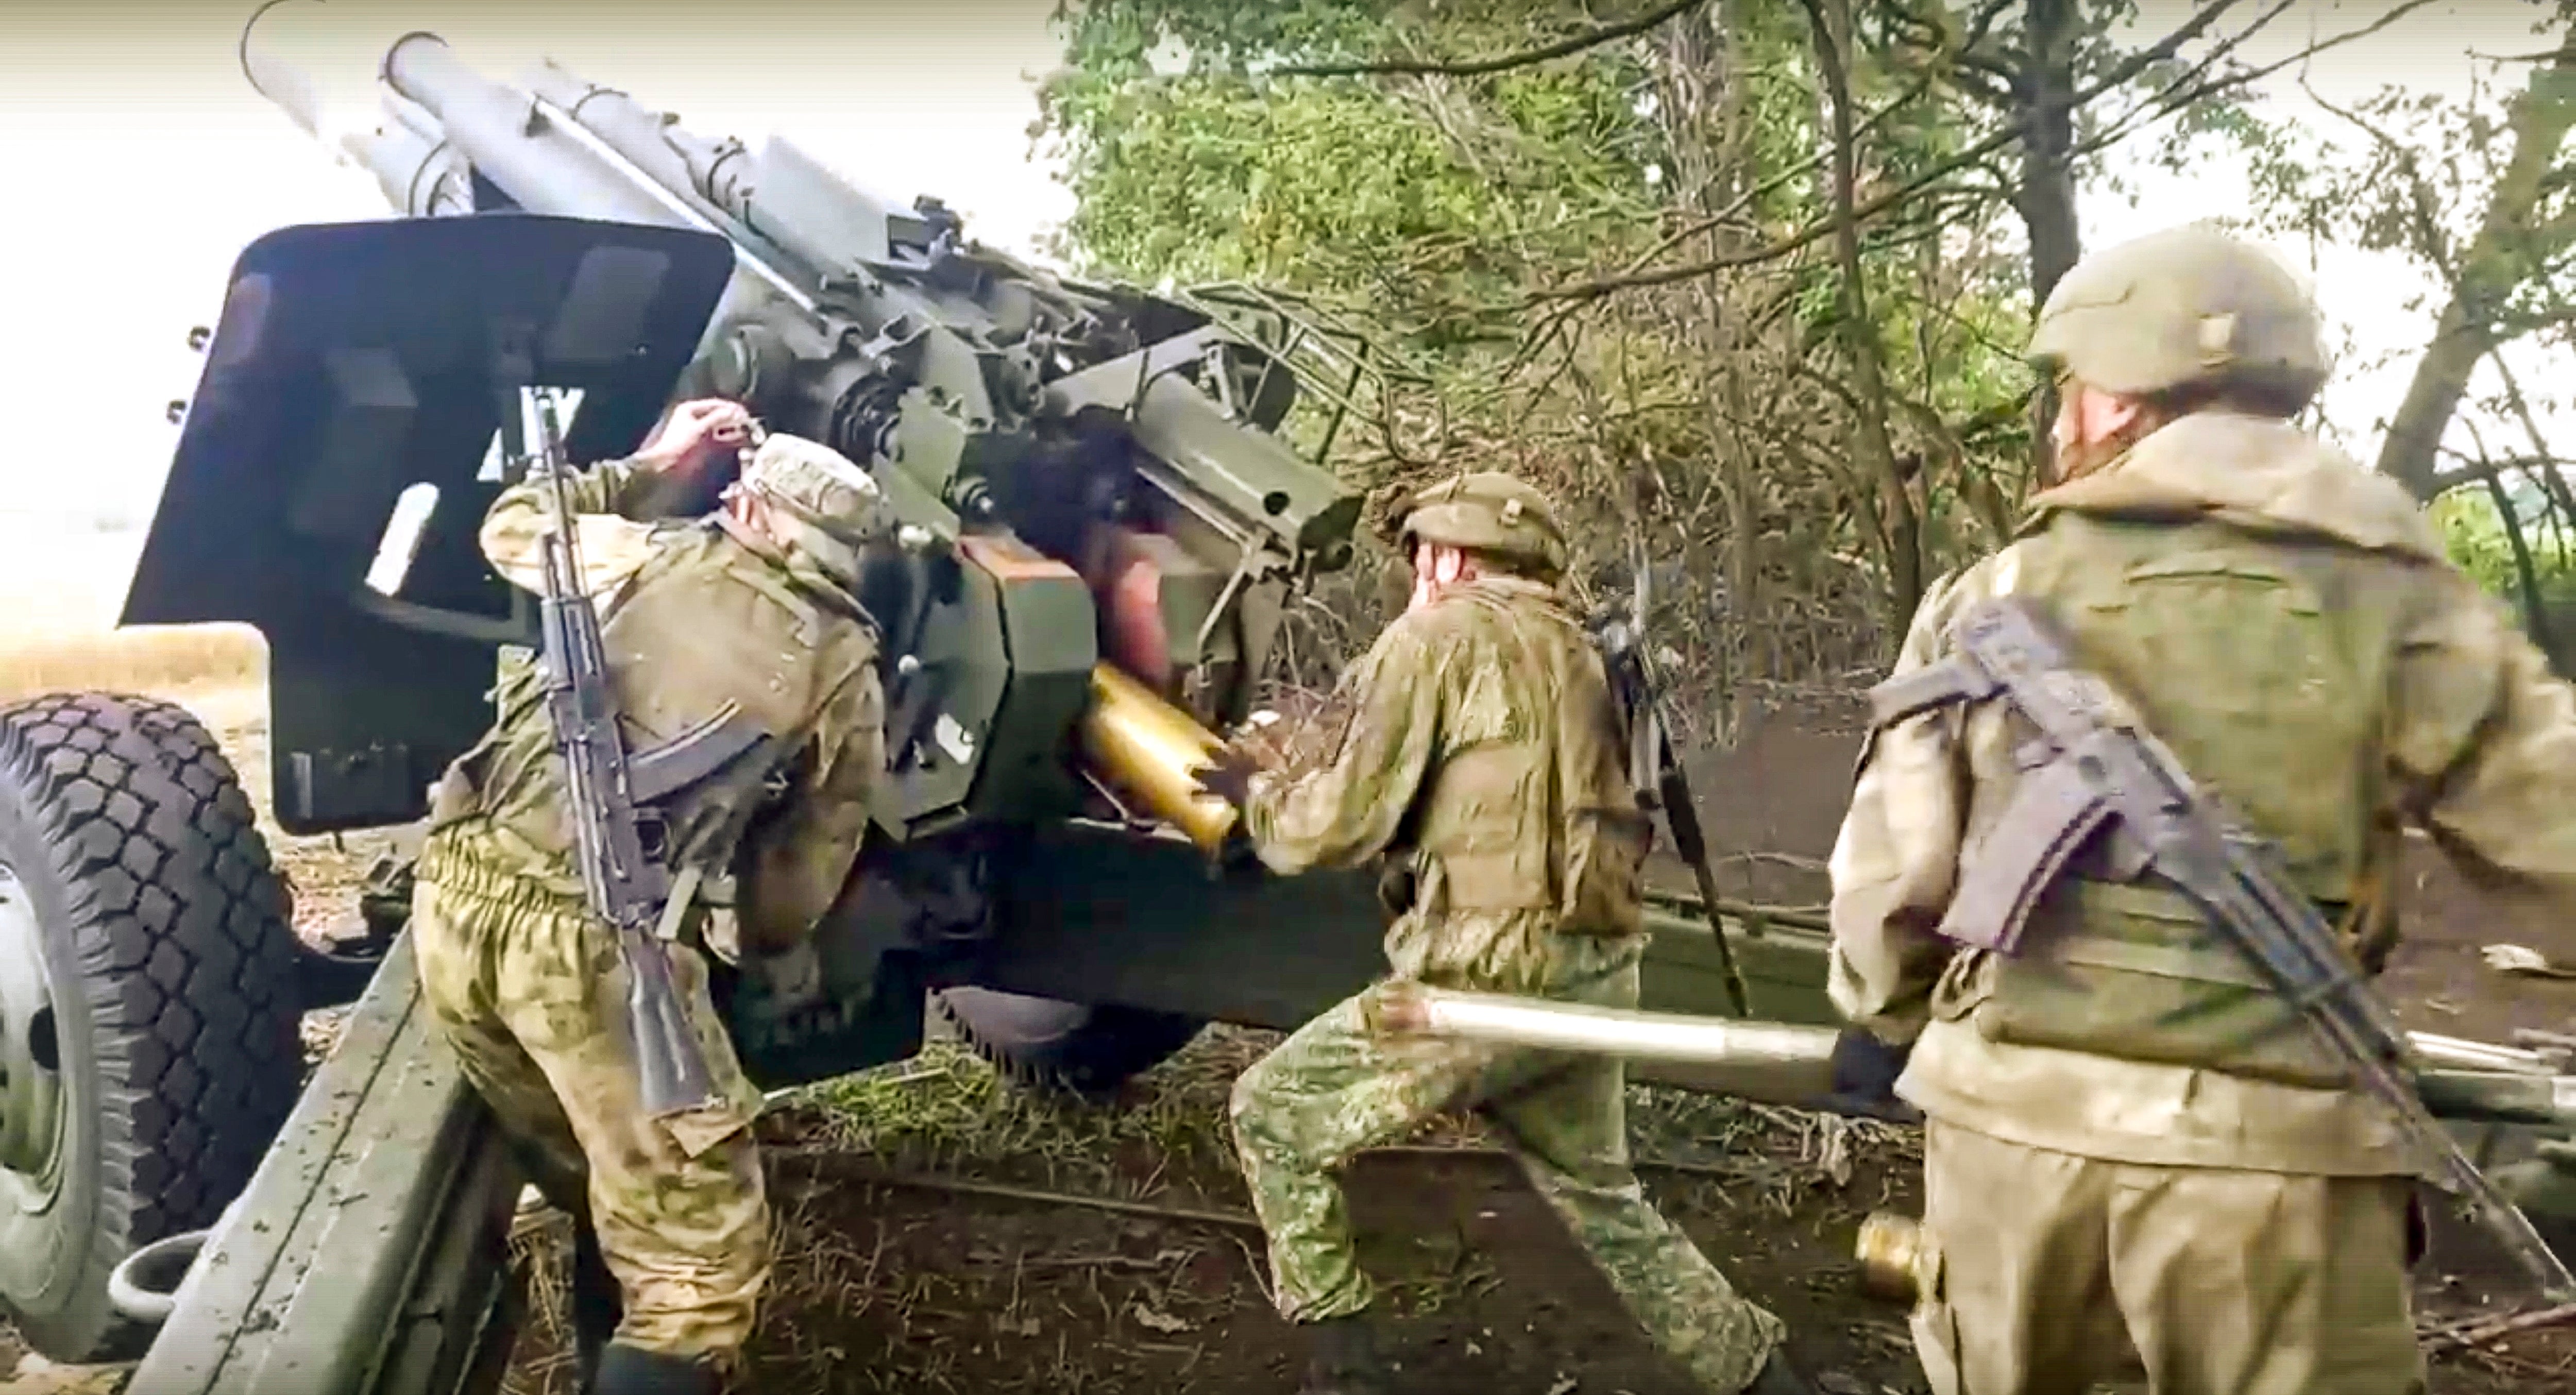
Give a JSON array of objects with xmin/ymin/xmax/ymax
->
[
  {"xmin": 1232, "ymin": 942, "xmax": 1787, "ymax": 1391},
  {"xmin": 408, "ymin": 448, "xmax": 890, "ymax": 1372},
  {"xmin": 1831, "ymin": 410, "xmax": 2576, "ymax": 1176},
  {"xmin": 435, "ymin": 453, "xmax": 886, "ymax": 956},
  {"xmin": 1830, "ymin": 408, "xmax": 2576, "ymax": 1395},
  {"xmin": 479, "ymin": 454, "xmax": 701, "ymax": 603},
  {"xmin": 1240, "ymin": 574, "xmax": 1652, "ymax": 981},
  {"xmin": 1234, "ymin": 570, "xmax": 1786, "ymax": 1391},
  {"xmin": 410, "ymin": 830, "xmax": 771, "ymax": 1366}
]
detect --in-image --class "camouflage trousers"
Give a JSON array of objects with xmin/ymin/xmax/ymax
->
[
  {"xmin": 1228, "ymin": 942, "xmax": 1788, "ymax": 1393},
  {"xmin": 409, "ymin": 829, "xmax": 773, "ymax": 1369}
]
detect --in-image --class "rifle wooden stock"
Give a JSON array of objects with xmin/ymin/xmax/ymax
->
[{"xmin": 125, "ymin": 933, "xmax": 523, "ymax": 1395}]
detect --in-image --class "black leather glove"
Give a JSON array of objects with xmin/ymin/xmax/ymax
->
[
  {"xmin": 1189, "ymin": 744, "xmax": 1263, "ymax": 810},
  {"xmin": 1822, "ymin": 1026, "xmax": 1921, "ymax": 1122}
]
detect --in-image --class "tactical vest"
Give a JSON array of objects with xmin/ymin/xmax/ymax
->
[
  {"xmin": 427, "ymin": 523, "xmax": 874, "ymax": 903},
  {"xmin": 1403, "ymin": 582, "xmax": 1652, "ymax": 935},
  {"xmin": 1921, "ymin": 511, "xmax": 2422, "ymax": 1090}
]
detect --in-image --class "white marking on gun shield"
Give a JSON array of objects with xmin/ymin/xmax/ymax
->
[
  {"xmin": 365, "ymin": 482, "xmax": 441, "ymax": 597},
  {"xmin": 934, "ymin": 713, "xmax": 977, "ymax": 765}
]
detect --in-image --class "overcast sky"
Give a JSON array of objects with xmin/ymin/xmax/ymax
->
[{"xmin": 0, "ymin": 0, "xmax": 2559, "ymax": 625}]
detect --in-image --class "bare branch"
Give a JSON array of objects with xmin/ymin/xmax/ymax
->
[
  {"xmin": 1526, "ymin": 0, "xmax": 2265, "ymax": 304},
  {"xmin": 2377, "ymin": 31, "xmax": 2576, "ymax": 496},
  {"xmin": 1272, "ymin": 0, "xmax": 1707, "ymax": 79},
  {"xmin": 2299, "ymin": 75, "xmax": 2455, "ymax": 273},
  {"xmin": 2060, "ymin": 0, "xmax": 2450, "ymax": 166},
  {"xmin": 1803, "ymin": 0, "xmax": 1922, "ymax": 626}
]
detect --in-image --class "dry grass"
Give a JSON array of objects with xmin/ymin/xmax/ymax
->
[{"xmin": 0, "ymin": 623, "xmax": 266, "ymax": 706}]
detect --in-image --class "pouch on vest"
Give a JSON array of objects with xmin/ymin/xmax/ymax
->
[
  {"xmin": 1558, "ymin": 803, "xmax": 1652, "ymax": 934},
  {"xmin": 1417, "ymin": 742, "xmax": 1555, "ymax": 913}
]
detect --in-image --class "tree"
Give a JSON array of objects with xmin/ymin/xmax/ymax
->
[{"xmin": 1034, "ymin": 0, "xmax": 2462, "ymax": 710}]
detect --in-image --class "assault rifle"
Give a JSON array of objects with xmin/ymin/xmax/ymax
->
[
  {"xmin": 505, "ymin": 351, "xmax": 717, "ymax": 1117},
  {"xmin": 1871, "ymin": 594, "xmax": 2576, "ymax": 1303},
  {"xmin": 1593, "ymin": 546, "xmax": 1753, "ymax": 1017}
]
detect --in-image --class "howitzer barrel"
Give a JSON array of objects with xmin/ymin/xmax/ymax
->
[
  {"xmin": 241, "ymin": 0, "xmax": 458, "ymax": 212},
  {"xmin": 242, "ymin": 4, "xmax": 696, "ymax": 231},
  {"xmin": 382, "ymin": 35, "xmax": 686, "ymax": 229},
  {"xmin": 240, "ymin": 0, "xmax": 402, "ymax": 144},
  {"xmin": 362, "ymin": 117, "xmax": 473, "ymax": 217}
]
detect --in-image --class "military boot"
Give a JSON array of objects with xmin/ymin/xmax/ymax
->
[
  {"xmin": 568, "ymin": 1217, "xmax": 624, "ymax": 1390},
  {"xmin": 587, "ymin": 1342, "xmax": 722, "ymax": 1395},
  {"xmin": 1296, "ymin": 1313, "xmax": 1389, "ymax": 1395}
]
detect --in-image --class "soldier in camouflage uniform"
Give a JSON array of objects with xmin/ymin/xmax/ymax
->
[
  {"xmin": 1197, "ymin": 473, "xmax": 1814, "ymax": 1395},
  {"xmin": 412, "ymin": 401, "xmax": 892, "ymax": 1395},
  {"xmin": 1828, "ymin": 225, "xmax": 2576, "ymax": 1395}
]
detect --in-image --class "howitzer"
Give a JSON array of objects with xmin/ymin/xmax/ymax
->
[{"xmin": 7, "ymin": 4, "xmax": 1794, "ymax": 1384}]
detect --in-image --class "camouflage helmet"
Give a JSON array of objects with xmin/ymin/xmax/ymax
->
[
  {"xmin": 1396, "ymin": 471, "xmax": 1568, "ymax": 577},
  {"xmin": 2028, "ymin": 224, "xmax": 2330, "ymax": 412},
  {"xmin": 734, "ymin": 433, "xmax": 895, "ymax": 582}
]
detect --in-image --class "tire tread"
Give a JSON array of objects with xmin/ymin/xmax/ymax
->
[{"xmin": 0, "ymin": 692, "xmax": 300, "ymax": 1362}]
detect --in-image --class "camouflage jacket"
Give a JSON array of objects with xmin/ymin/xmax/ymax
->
[
  {"xmin": 1829, "ymin": 410, "xmax": 2576, "ymax": 1175},
  {"xmin": 1243, "ymin": 574, "xmax": 1652, "ymax": 994},
  {"xmin": 425, "ymin": 454, "xmax": 887, "ymax": 957}
]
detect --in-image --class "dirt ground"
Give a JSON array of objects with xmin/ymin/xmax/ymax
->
[{"xmin": 7, "ymin": 687, "xmax": 2576, "ymax": 1393}]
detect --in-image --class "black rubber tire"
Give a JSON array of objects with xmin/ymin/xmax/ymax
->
[
  {"xmin": 931, "ymin": 987, "xmax": 1206, "ymax": 1098},
  {"xmin": 0, "ymin": 692, "xmax": 303, "ymax": 1363}
]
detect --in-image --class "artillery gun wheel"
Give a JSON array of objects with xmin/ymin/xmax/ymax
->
[
  {"xmin": 0, "ymin": 692, "xmax": 302, "ymax": 1363},
  {"xmin": 933, "ymin": 988, "xmax": 1207, "ymax": 1098}
]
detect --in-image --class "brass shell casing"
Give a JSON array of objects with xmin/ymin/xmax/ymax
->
[
  {"xmin": 1077, "ymin": 662, "xmax": 1239, "ymax": 852},
  {"xmin": 1854, "ymin": 1211, "xmax": 1926, "ymax": 1305}
]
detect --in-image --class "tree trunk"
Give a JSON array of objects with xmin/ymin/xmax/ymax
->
[
  {"xmin": 1656, "ymin": 0, "xmax": 1766, "ymax": 736},
  {"xmin": 2376, "ymin": 40, "xmax": 2576, "ymax": 500},
  {"xmin": 2016, "ymin": 0, "xmax": 2082, "ymax": 489},
  {"xmin": 1805, "ymin": 0, "xmax": 1921, "ymax": 640}
]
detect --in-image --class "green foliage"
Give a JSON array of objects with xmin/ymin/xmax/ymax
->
[
  {"xmin": 1039, "ymin": 0, "xmax": 2050, "ymax": 715},
  {"xmin": 1039, "ymin": 3, "xmax": 1668, "ymax": 349},
  {"xmin": 2430, "ymin": 487, "xmax": 2576, "ymax": 619},
  {"xmin": 1038, "ymin": 1, "xmax": 2523, "ymax": 701}
]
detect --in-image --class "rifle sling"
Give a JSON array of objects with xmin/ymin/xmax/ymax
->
[
  {"xmin": 628, "ymin": 701, "xmax": 777, "ymax": 806},
  {"xmin": 1868, "ymin": 653, "xmax": 1998, "ymax": 729}
]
